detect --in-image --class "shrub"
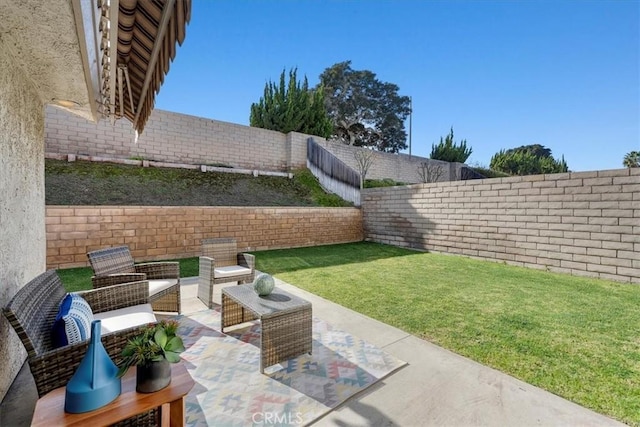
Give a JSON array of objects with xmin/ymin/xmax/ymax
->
[{"xmin": 430, "ymin": 127, "xmax": 472, "ymax": 163}]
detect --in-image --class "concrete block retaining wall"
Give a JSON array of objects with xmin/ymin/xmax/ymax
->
[
  {"xmin": 45, "ymin": 106, "xmax": 457, "ymax": 183},
  {"xmin": 45, "ymin": 106, "xmax": 304, "ymax": 171},
  {"xmin": 318, "ymin": 139, "xmax": 461, "ymax": 184},
  {"xmin": 363, "ymin": 168, "xmax": 640, "ymax": 283},
  {"xmin": 46, "ymin": 206, "xmax": 363, "ymax": 269}
]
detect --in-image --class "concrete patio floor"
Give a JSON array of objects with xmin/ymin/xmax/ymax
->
[{"xmin": 1, "ymin": 277, "xmax": 625, "ymax": 426}]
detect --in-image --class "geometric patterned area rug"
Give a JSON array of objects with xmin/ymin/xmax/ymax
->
[{"xmin": 173, "ymin": 307, "xmax": 407, "ymax": 426}]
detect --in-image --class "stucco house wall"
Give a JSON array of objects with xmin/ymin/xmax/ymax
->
[{"xmin": 0, "ymin": 36, "xmax": 47, "ymax": 400}]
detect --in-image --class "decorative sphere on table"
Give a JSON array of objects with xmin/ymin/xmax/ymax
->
[{"xmin": 253, "ymin": 273, "xmax": 275, "ymax": 296}]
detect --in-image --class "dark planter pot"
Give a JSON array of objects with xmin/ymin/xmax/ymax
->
[{"xmin": 136, "ymin": 359, "xmax": 171, "ymax": 393}]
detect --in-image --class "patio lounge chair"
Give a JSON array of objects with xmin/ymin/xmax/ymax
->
[
  {"xmin": 198, "ymin": 238, "xmax": 255, "ymax": 308},
  {"xmin": 87, "ymin": 245, "xmax": 181, "ymax": 313}
]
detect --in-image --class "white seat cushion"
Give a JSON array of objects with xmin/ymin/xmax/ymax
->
[
  {"xmin": 94, "ymin": 303, "xmax": 156, "ymax": 334},
  {"xmin": 214, "ymin": 265, "xmax": 252, "ymax": 279},
  {"xmin": 148, "ymin": 279, "xmax": 178, "ymax": 296}
]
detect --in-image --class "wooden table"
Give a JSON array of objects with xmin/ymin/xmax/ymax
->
[
  {"xmin": 222, "ymin": 284, "xmax": 312, "ymax": 373},
  {"xmin": 31, "ymin": 361, "xmax": 194, "ymax": 427}
]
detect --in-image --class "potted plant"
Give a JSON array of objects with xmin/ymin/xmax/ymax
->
[{"xmin": 117, "ymin": 320, "xmax": 185, "ymax": 393}]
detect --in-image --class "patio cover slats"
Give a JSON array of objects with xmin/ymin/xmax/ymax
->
[{"xmin": 115, "ymin": 0, "xmax": 191, "ymax": 133}]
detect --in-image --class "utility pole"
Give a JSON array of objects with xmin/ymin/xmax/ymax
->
[{"xmin": 409, "ymin": 96, "xmax": 413, "ymax": 157}]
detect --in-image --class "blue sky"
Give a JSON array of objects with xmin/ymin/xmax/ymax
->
[{"xmin": 156, "ymin": 0, "xmax": 639, "ymax": 172}]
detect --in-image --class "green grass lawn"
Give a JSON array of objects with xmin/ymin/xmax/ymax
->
[
  {"xmin": 56, "ymin": 242, "xmax": 639, "ymax": 425},
  {"xmin": 252, "ymin": 242, "xmax": 640, "ymax": 426}
]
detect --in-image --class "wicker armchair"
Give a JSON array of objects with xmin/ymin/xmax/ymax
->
[
  {"xmin": 198, "ymin": 238, "xmax": 255, "ymax": 308},
  {"xmin": 2, "ymin": 271, "xmax": 155, "ymax": 401},
  {"xmin": 87, "ymin": 246, "xmax": 181, "ymax": 313}
]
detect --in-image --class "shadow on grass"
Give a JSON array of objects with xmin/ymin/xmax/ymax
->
[{"xmin": 251, "ymin": 241, "xmax": 420, "ymax": 275}]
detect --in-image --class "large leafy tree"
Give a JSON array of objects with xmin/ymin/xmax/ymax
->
[
  {"xmin": 490, "ymin": 144, "xmax": 568, "ymax": 176},
  {"xmin": 430, "ymin": 127, "xmax": 472, "ymax": 163},
  {"xmin": 318, "ymin": 61, "xmax": 411, "ymax": 153},
  {"xmin": 623, "ymin": 151, "xmax": 640, "ymax": 168},
  {"xmin": 250, "ymin": 68, "xmax": 332, "ymax": 138}
]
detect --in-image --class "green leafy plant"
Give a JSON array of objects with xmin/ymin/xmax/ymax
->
[
  {"xmin": 430, "ymin": 127, "xmax": 472, "ymax": 163},
  {"xmin": 490, "ymin": 144, "xmax": 568, "ymax": 176},
  {"xmin": 117, "ymin": 320, "xmax": 185, "ymax": 377},
  {"xmin": 623, "ymin": 150, "xmax": 640, "ymax": 168},
  {"xmin": 469, "ymin": 166, "xmax": 510, "ymax": 178},
  {"xmin": 364, "ymin": 178, "xmax": 405, "ymax": 188}
]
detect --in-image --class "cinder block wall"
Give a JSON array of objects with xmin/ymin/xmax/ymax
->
[
  {"xmin": 363, "ymin": 169, "xmax": 640, "ymax": 283},
  {"xmin": 46, "ymin": 206, "xmax": 363, "ymax": 269},
  {"xmin": 45, "ymin": 106, "xmax": 306, "ymax": 171},
  {"xmin": 45, "ymin": 106, "xmax": 460, "ymax": 183},
  {"xmin": 317, "ymin": 139, "xmax": 457, "ymax": 183}
]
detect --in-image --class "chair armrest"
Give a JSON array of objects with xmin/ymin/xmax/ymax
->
[
  {"xmin": 77, "ymin": 280, "xmax": 150, "ymax": 314},
  {"xmin": 92, "ymin": 273, "xmax": 146, "ymax": 289},
  {"xmin": 238, "ymin": 253, "xmax": 256, "ymax": 282},
  {"xmin": 199, "ymin": 256, "xmax": 214, "ymax": 284},
  {"xmin": 238, "ymin": 253, "xmax": 255, "ymax": 270},
  {"xmin": 135, "ymin": 262, "xmax": 180, "ymax": 280}
]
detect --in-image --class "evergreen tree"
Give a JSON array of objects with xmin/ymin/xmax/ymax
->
[
  {"xmin": 622, "ymin": 151, "xmax": 640, "ymax": 168},
  {"xmin": 250, "ymin": 68, "xmax": 332, "ymax": 138},
  {"xmin": 430, "ymin": 127, "xmax": 472, "ymax": 163}
]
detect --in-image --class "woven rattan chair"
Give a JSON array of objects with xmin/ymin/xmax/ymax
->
[
  {"xmin": 198, "ymin": 238, "xmax": 255, "ymax": 308},
  {"xmin": 2, "ymin": 270, "xmax": 160, "ymax": 424},
  {"xmin": 87, "ymin": 246, "xmax": 181, "ymax": 313}
]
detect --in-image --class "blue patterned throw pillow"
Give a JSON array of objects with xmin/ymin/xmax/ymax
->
[{"xmin": 52, "ymin": 294, "xmax": 94, "ymax": 348}]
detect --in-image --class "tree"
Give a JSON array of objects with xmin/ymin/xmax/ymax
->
[
  {"xmin": 353, "ymin": 148, "xmax": 376, "ymax": 189},
  {"xmin": 250, "ymin": 68, "xmax": 332, "ymax": 138},
  {"xmin": 623, "ymin": 151, "xmax": 640, "ymax": 168},
  {"xmin": 490, "ymin": 144, "xmax": 568, "ymax": 176},
  {"xmin": 430, "ymin": 128, "xmax": 472, "ymax": 163},
  {"xmin": 318, "ymin": 61, "xmax": 411, "ymax": 153},
  {"xmin": 518, "ymin": 144, "xmax": 552, "ymax": 158}
]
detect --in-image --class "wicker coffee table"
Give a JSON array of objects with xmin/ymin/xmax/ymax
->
[{"xmin": 221, "ymin": 284, "xmax": 312, "ymax": 373}]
